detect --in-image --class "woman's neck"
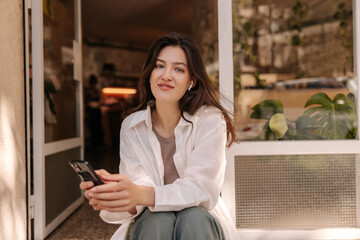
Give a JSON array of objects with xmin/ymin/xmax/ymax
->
[{"xmin": 152, "ymin": 101, "xmax": 181, "ymax": 138}]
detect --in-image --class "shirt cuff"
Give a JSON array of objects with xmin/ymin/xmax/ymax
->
[{"xmin": 99, "ymin": 205, "xmax": 145, "ymax": 224}]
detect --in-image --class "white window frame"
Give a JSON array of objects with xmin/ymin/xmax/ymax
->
[{"xmin": 218, "ymin": 0, "xmax": 360, "ymax": 239}]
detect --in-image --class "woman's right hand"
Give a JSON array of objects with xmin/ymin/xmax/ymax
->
[{"xmin": 79, "ymin": 169, "xmax": 111, "ymax": 210}]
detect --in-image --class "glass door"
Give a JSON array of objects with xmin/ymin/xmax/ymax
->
[
  {"xmin": 219, "ymin": 0, "xmax": 360, "ymax": 239},
  {"xmin": 31, "ymin": 0, "xmax": 83, "ymax": 238}
]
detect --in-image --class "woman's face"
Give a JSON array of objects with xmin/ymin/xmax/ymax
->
[{"xmin": 150, "ymin": 46, "xmax": 192, "ymax": 105}]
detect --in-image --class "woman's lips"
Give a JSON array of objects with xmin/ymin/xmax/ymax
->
[{"xmin": 158, "ymin": 83, "xmax": 174, "ymax": 90}]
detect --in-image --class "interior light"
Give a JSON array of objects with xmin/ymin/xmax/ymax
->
[{"xmin": 102, "ymin": 87, "xmax": 137, "ymax": 95}]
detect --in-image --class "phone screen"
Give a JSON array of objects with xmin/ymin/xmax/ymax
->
[{"xmin": 69, "ymin": 160, "xmax": 104, "ymax": 186}]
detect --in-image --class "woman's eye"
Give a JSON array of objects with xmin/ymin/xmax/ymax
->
[
  {"xmin": 156, "ymin": 64, "xmax": 164, "ymax": 69},
  {"xmin": 175, "ymin": 68, "xmax": 184, "ymax": 73}
]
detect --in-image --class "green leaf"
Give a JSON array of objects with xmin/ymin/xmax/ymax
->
[
  {"xmin": 269, "ymin": 113, "xmax": 288, "ymax": 139},
  {"xmin": 243, "ymin": 21, "xmax": 252, "ymax": 35},
  {"xmin": 250, "ymin": 100, "xmax": 283, "ymax": 120},
  {"xmin": 294, "ymin": 115, "xmax": 323, "ymax": 140},
  {"xmin": 303, "ymin": 107, "xmax": 325, "ymax": 120},
  {"xmin": 253, "ymin": 122, "xmax": 276, "ymax": 141},
  {"xmin": 303, "ymin": 92, "xmax": 357, "ymax": 139},
  {"xmin": 296, "ymin": 115, "xmax": 320, "ymax": 129},
  {"xmin": 295, "ymin": 132, "xmax": 324, "ymax": 140},
  {"xmin": 347, "ymin": 93, "xmax": 355, "ymax": 101},
  {"xmin": 304, "ymin": 92, "xmax": 332, "ymax": 108}
]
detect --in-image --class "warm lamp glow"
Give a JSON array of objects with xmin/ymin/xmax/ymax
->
[{"xmin": 102, "ymin": 87, "xmax": 137, "ymax": 95}]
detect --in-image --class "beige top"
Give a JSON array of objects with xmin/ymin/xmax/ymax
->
[{"xmin": 152, "ymin": 127, "xmax": 180, "ymax": 185}]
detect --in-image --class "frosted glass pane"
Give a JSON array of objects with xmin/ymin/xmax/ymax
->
[{"xmin": 235, "ymin": 154, "xmax": 358, "ymax": 229}]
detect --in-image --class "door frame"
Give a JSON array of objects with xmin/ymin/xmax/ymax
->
[{"xmin": 31, "ymin": 0, "xmax": 84, "ymax": 238}]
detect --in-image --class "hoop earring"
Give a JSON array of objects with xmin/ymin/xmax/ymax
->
[{"xmin": 188, "ymin": 81, "xmax": 193, "ymax": 91}]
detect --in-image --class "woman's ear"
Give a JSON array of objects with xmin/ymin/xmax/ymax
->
[
  {"xmin": 188, "ymin": 81, "xmax": 193, "ymax": 91},
  {"xmin": 188, "ymin": 77, "xmax": 196, "ymax": 91}
]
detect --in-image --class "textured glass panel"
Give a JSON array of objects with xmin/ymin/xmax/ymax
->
[
  {"xmin": 45, "ymin": 147, "xmax": 82, "ymax": 225},
  {"xmin": 235, "ymin": 154, "xmax": 358, "ymax": 229},
  {"xmin": 232, "ymin": 0, "xmax": 357, "ymax": 141}
]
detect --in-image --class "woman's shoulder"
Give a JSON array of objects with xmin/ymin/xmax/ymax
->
[
  {"xmin": 195, "ymin": 105, "xmax": 223, "ymax": 118},
  {"xmin": 191, "ymin": 105, "xmax": 226, "ymax": 139},
  {"xmin": 121, "ymin": 108, "xmax": 148, "ymax": 129},
  {"xmin": 194, "ymin": 105, "xmax": 224, "ymax": 124}
]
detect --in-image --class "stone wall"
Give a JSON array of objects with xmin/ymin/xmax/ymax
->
[{"xmin": 0, "ymin": 0, "xmax": 27, "ymax": 239}]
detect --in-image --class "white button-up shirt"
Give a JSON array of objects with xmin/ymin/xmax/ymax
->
[{"xmin": 100, "ymin": 105, "xmax": 239, "ymax": 240}]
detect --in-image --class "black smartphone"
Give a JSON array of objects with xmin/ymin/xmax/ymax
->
[{"xmin": 69, "ymin": 159, "xmax": 104, "ymax": 186}]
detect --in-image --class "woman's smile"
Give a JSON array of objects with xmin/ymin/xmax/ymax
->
[{"xmin": 158, "ymin": 83, "xmax": 174, "ymax": 90}]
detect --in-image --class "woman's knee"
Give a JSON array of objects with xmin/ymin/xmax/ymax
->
[
  {"xmin": 136, "ymin": 208, "xmax": 176, "ymax": 229},
  {"xmin": 174, "ymin": 207, "xmax": 224, "ymax": 240},
  {"xmin": 127, "ymin": 209, "xmax": 176, "ymax": 240},
  {"xmin": 176, "ymin": 206, "xmax": 213, "ymax": 224}
]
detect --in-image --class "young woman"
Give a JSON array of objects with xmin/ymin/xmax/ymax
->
[{"xmin": 80, "ymin": 32, "xmax": 239, "ymax": 240}]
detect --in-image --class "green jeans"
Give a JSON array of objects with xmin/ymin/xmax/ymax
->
[{"xmin": 126, "ymin": 207, "xmax": 225, "ymax": 240}]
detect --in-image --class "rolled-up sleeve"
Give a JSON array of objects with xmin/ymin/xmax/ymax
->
[{"xmin": 151, "ymin": 108, "xmax": 226, "ymax": 212}]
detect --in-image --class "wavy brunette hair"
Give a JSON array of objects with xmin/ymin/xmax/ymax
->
[{"xmin": 125, "ymin": 32, "xmax": 237, "ymax": 147}]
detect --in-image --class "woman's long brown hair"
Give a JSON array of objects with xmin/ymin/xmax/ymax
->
[{"xmin": 124, "ymin": 32, "xmax": 237, "ymax": 147}]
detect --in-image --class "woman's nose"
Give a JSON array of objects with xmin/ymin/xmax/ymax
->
[{"xmin": 161, "ymin": 68, "xmax": 173, "ymax": 81}]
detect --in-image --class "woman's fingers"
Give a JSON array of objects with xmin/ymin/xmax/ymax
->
[
  {"xmin": 100, "ymin": 173, "xmax": 127, "ymax": 182},
  {"xmin": 83, "ymin": 189, "xmax": 93, "ymax": 200},
  {"xmin": 90, "ymin": 180, "xmax": 128, "ymax": 193},
  {"xmin": 95, "ymin": 169, "xmax": 112, "ymax": 182},
  {"xmin": 80, "ymin": 181, "xmax": 94, "ymax": 191},
  {"xmin": 89, "ymin": 189, "xmax": 129, "ymax": 201},
  {"xmin": 90, "ymin": 198, "xmax": 135, "ymax": 212},
  {"xmin": 89, "ymin": 199, "xmax": 101, "ymax": 211},
  {"xmin": 92, "ymin": 198, "xmax": 130, "ymax": 208},
  {"xmin": 78, "ymin": 170, "xmax": 116, "ymax": 211},
  {"xmin": 95, "ymin": 169, "xmax": 110, "ymax": 176}
]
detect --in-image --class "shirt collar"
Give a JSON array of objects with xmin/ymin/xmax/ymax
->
[
  {"xmin": 177, "ymin": 111, "xmax": 195, "ymax": 127},
  {"xmin": 128, "ymin": 104, "xmax": 196, "ymax": 129}
]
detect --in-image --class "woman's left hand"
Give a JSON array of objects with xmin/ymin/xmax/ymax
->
[{"xmin": 88, "ymin": 174, "xmax": 154, "ymax": 213}]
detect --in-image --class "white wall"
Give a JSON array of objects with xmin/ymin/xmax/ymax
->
[{"xmin": 0, "ymin": 0, "xmax": 27, "ymax": 239}]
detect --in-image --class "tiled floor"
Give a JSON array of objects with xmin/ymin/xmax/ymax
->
[
  {"xmin": 45, "ymin": 146, "xmax": 120, "ymax": 240},
  {"xmin": 45, "ymin": 202, "xmax": 119, "ymax": 240}
]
